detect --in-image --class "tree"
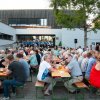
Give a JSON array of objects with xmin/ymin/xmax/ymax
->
[
  {"xmin": 59, "ymin": 41, "xmax": 62, "ymax": 46},
  {"xmin": 50, "ymin": 0, "xmax": 100, "ymax": 48}
]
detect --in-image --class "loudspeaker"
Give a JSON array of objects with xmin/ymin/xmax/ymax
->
[{"xmin": 74, "ymin": 39, "xmax": 77, "ymax": 43}]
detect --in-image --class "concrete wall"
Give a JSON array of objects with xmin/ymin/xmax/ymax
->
[
  {"xmin": 0, "ymin": 22, "xmax": 99, "ymax": 48},
  {"xmin": 88, "ymin": 31, "xmax": 100, "ymax": 46},
  {"xmin": 62, "ymin": 28, "xmax": 84, "ymax": 48},
  {"xmin": 0, "ymin": 22, "xmax": 16, "ymax": 46},
  {"xmin": 62, "ymin": 28, "xmax": 100, "ymax": 48},
  {"xmin": 16, "ymin": 28, "xmax": 100, "ymax": 48}
]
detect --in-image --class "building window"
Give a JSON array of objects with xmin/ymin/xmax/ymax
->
[
  {"xmin": 8, "ymin": 18, "xmax": 47, "ymax": 26},
  {"xmin": 0, "ymin": 32, "xmax": 13, "ymax": 40},
  {"xmin": 40, "ymin": 19, "xmax": 47, "ymax": 26}
]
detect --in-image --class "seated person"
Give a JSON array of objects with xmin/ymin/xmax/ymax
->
[
  {"xmin": 85, "ymin": 51, "xmax": 97, "ymax": 80},
  {"xmin": 0, "ymin": 81, "xmax": 3, "ymax": 93},
  {"xmin": 0, "ymin": 59, "xmax": 6, "ymax": 91},
  {"xmin": 37, "ymin": 54, "xmax": 56, "ymax": 95},
  {"xmin": 0, "ymin": 59, "xmax": 6, "ymax": 68},
  {"xmin": 90, "ymin": 53, "xmax": 100, "ymax": 95},
  {"xmin": 64, "ymin": 54, "xmax": 83, "ymax": 93},
  {"xmin": 16, "ymin": 53, "xmax": 30, "ymax": 80},
  {"xmin": 0, "ymin": 54, "xmax": 28, "ymax": 100}
]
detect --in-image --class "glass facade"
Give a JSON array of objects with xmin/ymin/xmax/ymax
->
[
  {"xmin": 17, "ymin": 34, "xmax": 55, "ymax": 46},
  {"xmin": 8, "ymin": 18, "xmax": 47, "ymax": 26},
  {"xmin": 17, "ymin": 35, "xmax": 54, "ymax": 41},
  {"xmin": 0, "ymin": 33, "xmax": 13, "ymax": 40}
]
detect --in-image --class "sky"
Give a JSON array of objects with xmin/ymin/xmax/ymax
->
[{"xmin": 0, "ymin": 0, "xmax": 51, "ymax": 10}]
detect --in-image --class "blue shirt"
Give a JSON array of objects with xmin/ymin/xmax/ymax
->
[
  {"xmin": 85, "ymin": 57, "xmax": 96, "ymax": 79},
  {"xmin": 19, "ymin": 59, "xmax": 30, "ymax": 79},
  {"xmin": 29, "ymin": 54, "xmax": 38, "ymax": 66},
  {"xmin": 53, "ymin": 50, "xmax": 60, "ymax": 56},
  {"xmin": 67, "ymin": 58, "xmax": 82, "ymax": 77}
]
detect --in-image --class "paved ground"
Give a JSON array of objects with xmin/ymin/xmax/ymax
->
[{"xmin": 0, "ymin": 75, "xmax": 100, "ymax": 100}]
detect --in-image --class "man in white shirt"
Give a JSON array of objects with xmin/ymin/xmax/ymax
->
[
  {"xmin": 77, "ymin": 46, "xmax": 83, "ymax": 55},
  {"xmin": 37, "ymin": 54, "xmax": 56, "ymax": 95}
]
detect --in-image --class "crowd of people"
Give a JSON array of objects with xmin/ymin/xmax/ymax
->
[
  {"xmin": 20, "ymin": 39, "xmax": 53, "ymax": 48},
  {"xmin": 0, "ymin": 44, "xmax": 100, "ymax": 100}
]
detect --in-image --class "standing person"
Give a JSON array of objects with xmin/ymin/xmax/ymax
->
[
  {"xmin": 1, "ymin": 54, "xmax": 28, "ymax": 100},
  {"xmin": 29, "ymin": 50, "xmax": 38, "ymax": 73},
  {"xmin": 53, "ymin": 46, "xmax": 59, "ymax": 57},
  {"xmin": 64, "ymin": 54, "xmax": 83, "ymax": 93},
  {"xmin": 35, "ymin": 50, "xmax": 41, "ymax": 66}
]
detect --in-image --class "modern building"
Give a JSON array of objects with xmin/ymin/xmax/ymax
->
[
  {"xmin": 0, "ymin": 9, "xmax": 100, "ymax": 48},
  {"xmin": 0, "ymin": 22, "xmax": 16, "ymax": 46}
]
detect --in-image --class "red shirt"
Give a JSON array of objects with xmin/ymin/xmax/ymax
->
[{"xmin": 90, "ymin": 64, "xmax": 100, "ymax": 88}]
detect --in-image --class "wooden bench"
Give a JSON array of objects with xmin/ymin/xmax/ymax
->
[
  {"xmin": 74, "ymin": 82, "xmax": 89, "ymax": 100},
  {"xmin": 74, "ymin": 82, "xmax": 88, "ymax": 88},
  {"xmin": 35, "ymin": 81, "xmax": 45, "ymax": 100},
  {"xmin": 35, "ymin": 81, "xmax": 45, "ymax": 87}
]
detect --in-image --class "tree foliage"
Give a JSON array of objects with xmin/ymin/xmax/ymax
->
[
  {"xmin": 50, "ymin": 0, "xmax": 100, "ymax": 47},
  {"xmin": 94, "ymin": 15, "xmax": 100, "ymax": 29}
]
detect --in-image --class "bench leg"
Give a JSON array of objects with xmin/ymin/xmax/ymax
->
[
  {"xmin": 75, "ymin": 89, "xmax": 85, "ymax": 100},
  {"xmin": 36, "ymin": 87, "xmax": 44, "ymax": 100},
  {"xmin": 15, "ymin": 86, "xmax": 24, "ymax": 98},
  {"xmin": 89, "ymin": 86, "xmax": 97, "ymax": 100}
]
